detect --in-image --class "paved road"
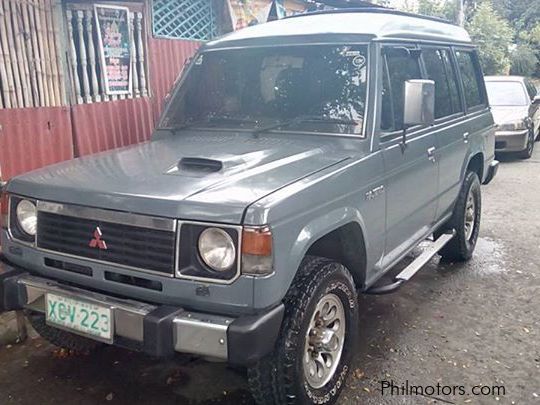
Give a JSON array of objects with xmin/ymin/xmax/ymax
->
[{"xmin": 0, "ymin": 147, "xmax": 539, "ymax": 405}]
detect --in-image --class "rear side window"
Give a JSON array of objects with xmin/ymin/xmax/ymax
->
[
  {"xmin": 381, "ymin": 47, "xmax": 422, "ymax": 131},
  {"xmin": 455, "ymin": 50, "xmax": 486, "ymax": 110},
  {"xmin": 525, "ymin": 80, "xmax": 538, "ymax": 99},
  {"xmin": 422, "ymin": 48, "xmax": 462, "ymax": 119}
]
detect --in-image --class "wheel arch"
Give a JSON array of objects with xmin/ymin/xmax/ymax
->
[
  {"xmin": 304, "ymin": 221, "xmax": 368, "ymax": 290},
  {"xmin": 465, "ymin": 152, "xmax": 484, "ymax": 181}
]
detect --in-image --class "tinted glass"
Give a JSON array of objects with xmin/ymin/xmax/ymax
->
[
  {"xmin": 160, "ymin": 45, "xmax": 368, "ymax": 135},
  {"xmin": 423, "ymin": 48, "xmax": 462, "ymax": 118},
  {"xmin": 455, "ymin": 50, "xmax": 485, "ymax": 109},
  {"xmin": 485, "ymin": 81, "xmax": 529, "ymax": 106},
  {"xmin": 381, "ymin": 48, "xmax": 422, "ymax": 131},
  {"xmin": 525, "ymin": 80, "xmax": 538, "ymax": 99}
]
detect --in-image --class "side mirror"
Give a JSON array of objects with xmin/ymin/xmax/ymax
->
[
  {"xmin": 533, "ymin": 95, "xmax": 540, "ymax": 105},
  {"xmin": 403, "ymin": 79, "xmax": 435, "ymax": 127}
]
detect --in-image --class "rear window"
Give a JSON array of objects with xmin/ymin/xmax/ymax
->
[
  {"xmin": 455, "ymin": 50, "xmax": 486, "ymax": 110},
  {"xmin": 485, "ymin": 81, "xmax": 529, "ymax": 107},
  {"xmin": 422, "ymin": 48, "xmax": 463, "ymax": 119}
]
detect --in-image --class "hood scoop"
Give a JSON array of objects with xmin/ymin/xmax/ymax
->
[{"xmin": 165, "ymin": 157, "xmax": 224, "ymax": 177}]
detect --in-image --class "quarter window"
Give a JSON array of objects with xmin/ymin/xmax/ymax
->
[
  {"xmin": 381, "ymin": 47, "xmax": 422, "ymax": 131},
  {"xmin": 455, "ymin": 50, "xmax": 486, "ymax": 110},
  {"xmin": 525, "ymin": 80, "xmax": 538, "ymax": 99},
  {"xmin": 422, "ymin": 48, "xmax": 462, "ymax": 118}
]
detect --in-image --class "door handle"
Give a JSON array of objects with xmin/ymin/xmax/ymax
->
[
  {"xmin": 427, "ymin": 146, "xmax": 437, "ymax": 162},
  {"xmin": 463, "ymin": 132, "xmax": 470, "ymax": 143}
]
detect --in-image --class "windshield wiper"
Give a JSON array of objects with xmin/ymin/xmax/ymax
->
[
  {"xmin": 296, "ymin": 116, "xmax": 358, "ymax": 125},
  {"xmin": 161, "ymin": 116, "xmax": 259, "ymax": 132},
  {"xmin": 252, "ymin": 115, "xmax": 358, "ymax": 134},
  {"xmin": 206, "ymin": 116, "xmax": 259, "ymax": 125}
]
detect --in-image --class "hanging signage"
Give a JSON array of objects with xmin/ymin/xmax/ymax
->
[{"xmin": 94, "ymin": 4, "xmax": 132, "ymax": 95}]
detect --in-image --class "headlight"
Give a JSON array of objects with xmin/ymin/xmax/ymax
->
[
  {"xmin": 500, "ymin": 119, "xmax": 528, "ymax": 131},
  {"xmin": 16, "ymin": 199, "xmax": 37, "ymax": 236},
  {"xmin": 198, "ymin": 228, "xmax": 236, "ymax": 272}
]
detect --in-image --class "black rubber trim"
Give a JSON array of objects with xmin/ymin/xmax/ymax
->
[
  {"xmin": 365, "ymin": 279, "xmax": 404, "ymax": 295},
  {"xmin": 227, "ymin": 303, "xmax": 285, "ymax": 366},
  {"xmin": 0, "ymin": 259, "xmax": 27, "ymax": 312},
  {"xmin": 143, "ymin": 306, "xmax": 183, "ymax": 357},
  {"xmin": 483, "ymin": 160, "xmax": 499, "ymax": 185}
]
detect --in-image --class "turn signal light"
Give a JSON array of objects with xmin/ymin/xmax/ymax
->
[
  {"xmin": 242, "ymin": 227, "xmax": 273, "ymax": 276},
  {"xmin": 242, "ymin": 226, "xmax": 272, "ymax": 256}
]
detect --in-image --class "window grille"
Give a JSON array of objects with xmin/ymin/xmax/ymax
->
[
  {"xmin": 65, "ymin": 3, "xmax": 149, "ymax": 104},
  {"xmin": 152, "ymin": 0, "xmax": 217, "ymax": 41}
]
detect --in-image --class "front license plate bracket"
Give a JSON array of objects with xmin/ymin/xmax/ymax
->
[{"xmin": 45, "ymin": 293, "xmax": 114, "ymax": 344}]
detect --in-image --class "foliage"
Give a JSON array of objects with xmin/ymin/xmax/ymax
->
[
  {"xmin": 517, "ymin": 23, "xmax": 540, "ymax": 77},
  {"xmin": 417, "ymin": 0, "xmax": 458, "ymax": 22},
  {"xmin": 492, "ymin": 0, "xmax": 540, "ymax": 32},
  {"xmin": 510, "ymin": 45, "xmax": 538, "ymax": 77},
  {"xmin": 465, "ymin": 2, "xmax": 514, "ymax": 75},
  {"xmin": 385, "ymin": 0, "xmax": 539, "ymax": 77}
]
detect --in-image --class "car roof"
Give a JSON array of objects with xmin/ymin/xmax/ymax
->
[
  {"xmin": 485, "ymin": 76, "xmax": 526, "ymax": 83},
  {"xmin": 206, "ymin": 8, "xmax": 472, "ymax": 49}
]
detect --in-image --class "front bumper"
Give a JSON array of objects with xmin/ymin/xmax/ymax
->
[
  {"xmin": 495, "ymin": 129, "xmax": 529, "ymax": 152},
  {"xmin": 0, "ymin": 260, "xmax": 283, "ymax": 365}
]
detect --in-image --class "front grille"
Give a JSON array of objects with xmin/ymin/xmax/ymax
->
[{"xmin": 37, "ymin": 212, "xmax": 176, "ymax": 275}]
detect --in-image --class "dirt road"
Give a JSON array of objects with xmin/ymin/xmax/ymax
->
[{"xmin": 0, "ymin": 148, "xmax": 539, "ymax": 405}]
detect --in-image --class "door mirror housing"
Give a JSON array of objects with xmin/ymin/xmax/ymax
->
[
  {"xmin": 533, "ymin": 95, "xmax": 540, "ymax": 105},
  {"xmin": 403, "ymin": 79, "xmax": 435, "ymax": 127}
]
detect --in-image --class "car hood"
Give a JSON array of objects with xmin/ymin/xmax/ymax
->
[
  {"xmin": 7, "ymin": 131, "xmax": 351, "ymax": 223},
  {"xmin": 490, "ymin": 106, "xmax": 529, "ymax": 126}
]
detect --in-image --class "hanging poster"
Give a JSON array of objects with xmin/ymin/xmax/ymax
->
[
  {"xmin": 94, "ymin": 4, "xmax": 132, "ymax": 95},
  {"xmin": 229, "ymin": 0, "xmax": 272, "ymax": 30}
]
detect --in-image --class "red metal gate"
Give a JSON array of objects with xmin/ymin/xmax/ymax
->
[{"xmin": 0, "ymin": 107, "xmax": 74, "ymax": 180}]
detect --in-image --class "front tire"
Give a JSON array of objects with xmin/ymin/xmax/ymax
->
[
  {"xmin": 437, "ymin": 171, "xmax": 481, "ymax": 262},
  {"xmin": 518, "ymin": 129, "xmax": 535, "ymax": 159},
  {"xmin": 248, "ymin": 256, "xmax": 358, "ymax": 405}
]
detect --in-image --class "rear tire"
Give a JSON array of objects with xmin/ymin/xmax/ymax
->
[
  {"xmin": 26, "ymin": 311, "xmax": 104, "ymax": 353},
  {"xmin": 248, "ymin": 256, "xmax": 358, "ymax": 405},
  {"xmin": 436, "ymin": 171, "xmax": 481, "ymax": 262}
]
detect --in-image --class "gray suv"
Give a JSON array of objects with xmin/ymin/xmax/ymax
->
[{"xmin": 0, "ymin": 8, "xmax": 498, "ymax": 405}]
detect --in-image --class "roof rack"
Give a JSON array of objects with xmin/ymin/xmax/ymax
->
[
  {"xmin": 284, "ymin": 7, "xmax": 455, "ymax": 26},
  {"xmin": 315, "ymin": 0, "xmax": 385, "ymax": 7}
]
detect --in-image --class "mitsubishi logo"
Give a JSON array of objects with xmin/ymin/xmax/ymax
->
[{"xmin": 89, "ymin": 227, "xmax": 107, "ymax": 250}]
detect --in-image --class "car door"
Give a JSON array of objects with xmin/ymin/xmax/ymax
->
[
  {"xmin": 420, "ymin": 47, "xmax": 468, "ymax": 219},
  {"xmin": 379, "ymin": 45, "xmax": 439, "ymax": 267},
  {"xmin": 525, "ymin": 79, "xmax": 540, "ymax": 135}
]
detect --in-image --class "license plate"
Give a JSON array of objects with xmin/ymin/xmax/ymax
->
[{"xmin": 45, "ymin": 293, "xmax": 113, "ymax": 343}]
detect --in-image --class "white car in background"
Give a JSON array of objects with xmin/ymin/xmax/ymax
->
[{"xmin": 485, "ymin": 76, "xmax": 540, "ymax": 159}]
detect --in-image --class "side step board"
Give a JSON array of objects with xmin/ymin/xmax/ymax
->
[{"xmin": 366, "ymin": 230, "xmax": 456, "ymax": 295}]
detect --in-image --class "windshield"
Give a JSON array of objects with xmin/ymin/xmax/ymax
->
[
  {"xmin": 486, "ymin": 81, "xmax": 529, "ymax": 107},
  {"xmin": 159, "ymin": 45, "xmax": 369, "ymax": 136}
]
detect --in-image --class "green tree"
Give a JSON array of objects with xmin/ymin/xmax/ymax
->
[
  {"xmin": 520, "ymin": 23, "xmax": 540, "ymax": 77},
  {"xmin": 510, "ymin": 45, "xmax": 537, "ymax": 76},
  {"xmin": 492, "ymin": 0, "xmax": 540, "ymax": 32},
  {"xmin": 466, "ymin": 2, "xmax": 514, "ymax": 75}
]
